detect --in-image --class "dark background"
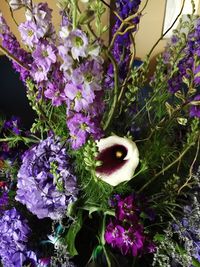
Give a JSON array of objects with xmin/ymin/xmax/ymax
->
[{"xmin": 0, "ymin": 55, "xmax": 35, "ymax": 128}]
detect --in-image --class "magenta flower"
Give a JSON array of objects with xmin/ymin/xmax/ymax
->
[
  {"xmin": 18, "ymin": 20, "xmax": 45, "ymax": 47},
  {"xmin": 105, "ymin": 222, "xmax": 124, "ymax": 247},
  {"xmin": 117, "ymin": 195, "xmax": 139, "ymax": 222},
  {"xmin": 121, "ymin": 228, "xmax": 144, "ymax": 256},
  {"xmin": 105, "ymin": 194, "xmax": 156, "ymax": 257}
]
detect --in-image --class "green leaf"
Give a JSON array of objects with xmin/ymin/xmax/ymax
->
[
  {"xmin": 192, "ymin": 258, "xmax": 200, "ymax": 267},
  {"xmin": 65, "ymin": 211, "xmax": 82, "ymax": 256},
  {"xmin": 153, "ymin": 233, "xmax": 165, "ymax": 242}
]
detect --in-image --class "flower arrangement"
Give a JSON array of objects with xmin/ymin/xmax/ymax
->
[{"xmin": 0, "ymin": 0, "xmax": 200, "ymax": 266}]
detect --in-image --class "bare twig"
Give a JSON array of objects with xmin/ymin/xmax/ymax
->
[
  {"xmin": 0, "ymin": 44, "xmax": 30, "ymax": 71},
  {"xmin": 178, "ymin": 134, "xmax": 200, "ymax": 194}
]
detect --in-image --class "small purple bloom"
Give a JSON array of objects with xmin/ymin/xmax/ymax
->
[
  {"xmin": 67, "ymin": 113, "xmax": 96, "ymax": 149},
  {"xmin": 32, "ymin": 43, "xmax": 57, "ymax": 70},
  {"xmin": 31, "ymin": 63, "xmax": 49, "ymax": 83},
  {"xmin": 117, "ymin": 195, "xmax": 139, "ymax": 222},
  {"xmin": 69, "ymin": 29, "xmax": 88, "ymax": 60},
  {"xmin": 19, "ymin": 20, "xmax": 45, "ymax": 47},
  {"xmin": 190, "ymin": 95, "xmax": 200, "ymax": 118},
  {"xmin": 0, "ymin": 208, "xmax": 34, "ymax": 267},
  {"xmin": 65, "ymin": 83, "xmax": 95, "ymax": 112}
]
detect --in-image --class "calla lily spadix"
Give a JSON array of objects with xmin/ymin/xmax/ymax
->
[{"xmin": 95, "ymin": 136, "xmax": 139, "ymax": 186}]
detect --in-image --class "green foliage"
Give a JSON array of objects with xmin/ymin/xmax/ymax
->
[
  {"xmin": 65, "ymin": 210, "xmax": 83, "ymax": 256},
  {"xmin": 73, "ymin": 140, "xmax": 113, "ymax": 208},
  {"xmin": 89, "ymin": 0, "xmax": 107, "ymax": 36},
  {"xmin": 26, "ymin": 79, "xmax": 68, "ymax": 138}
]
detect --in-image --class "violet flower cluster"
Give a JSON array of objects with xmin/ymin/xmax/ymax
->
[
  {"xmin": 0, "ymin": 1, "xmax": 104, "ymax": 149},
  {"xmin": 16, "ymin": 135, "xmax": 78, "ymax": 220},
  {"xmin": 105, "ymin": 0, "xmax": 141, "ymax": 89},
  {"xmin": 0, "ymin": 208, "xmax": 37, "ymax": 267},
  {"xmin": 105, "ymin": 194, "xmax": 155, "ymax": 257},
  {"xmin": 167, "ymin": 19, "xmax": 200, "ymax": 118},
  {"xmin": 2, "ymin": 1, "xmax": 104, "ymax": 150}
]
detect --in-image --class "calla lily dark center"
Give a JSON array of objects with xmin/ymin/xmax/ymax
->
[{"xmin": 96, "ymin": 144, "xmax": 128, "ymax": 175}]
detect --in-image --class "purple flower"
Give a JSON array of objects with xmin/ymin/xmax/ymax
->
[
  {"xmin": 121, "ymin": 228, "xmax": 144, "ymax": 256},
  {"xmin": 67, "ymin": 113, "xmax": 101, "ymax": 149},
  {"xmin": 190, "ymin": 95, "xmax": 200, "ymax": 118},
  {"xmin": 16, "ymin": 135, "xmax": 78, "ymax": 219},
  {"xmin": 0, "ymin": 14, "xmax": 32, "ymax": 82},
  {"xmin": 18, "ymin": 20, "xmax": 45, "ymax": 47},
  {"xmin": 117, "ymin": 195, "xmax": 139, "ymax": 222},
  {"xmin": 105, "ymin": 193, "xmax": 156, "ymax": 257},
  {"xmin": 38, "ymin": 257, "xmax": 51, "ymax": 266},
  {"xmin": 45, "ymin": 81, "xmax": 66, "ymax": 107},
  {"xmin": 0, "ymin": 192, "xmax": 9, "ymax": 212},
  {"xmin": 3, "ymin": 116, "xmax": 21, "ymax": 135},
  {"xmin": 32, "ymin": 43, "xmax": 57, "ymax": 71},
  {"xmin": 105, "ymin": 0, "xmax": 141, "ymax": 89},
  {"xmin": 68, "ymin": 29, "xmax": 88, "ymax": 60},
  {"xmin": 31, "ymin": 63, "xmax": 49, "ymax": 82},
  {"xmin": 65, "ymin": 83, "xmax": 95, "ymax": 112},
  {"xmin": 105, "ymin": 222, "xmax": 144, "ymax": 257},
  {"xmin": 105, "ymin": 221, "xmax": 125, "ymax": 247},
  {"xmin": 0, "ymin": 208, "xmax": 35, "ymax": 267}
]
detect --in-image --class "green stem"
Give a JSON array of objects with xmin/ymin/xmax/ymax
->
[
  {"xmin": 103, "ymin": 51, "xmax": 119, "ymax": 131},
  {"xmin": 0, "ymin": 136, "xmax": 38, "ymax": 144},
  {"xmin": 101, "ymin": 215, "xmax": 111, "ymax": 267},
  {"xmin": 138, "ymin": 141, "xmax": 196, "ymax": 193},
  {"xmin": 147, "ymin": 0, "xmax": 186, "ymax": 58},
  {"xmin": 72, "ymin": 0, "xmax": 78, "ymax": 29}
]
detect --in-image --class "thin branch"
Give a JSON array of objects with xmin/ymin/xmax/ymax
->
[
  {"xmin": 117, "ymin": 33, "xmax": 137, "ymax": 102},
  {"xmin": 178, "ymin": 134, "xmax": 200, "ymax": 194},
  {"xmin": 147, "ymin": 0, "xmax": 186, "ymax": 58},
  {"xmin": 5, "ymin": 0, "xmax": 19, "ymax": 26},
  {"xmin": 0, "ymin": 44, "xmax": 30, "ymax": 71},
  {"xmin": 138, "ymin": 140, "xmax": 196, "ymax": 193},
  {"xmin": 103, "ymin": 51, "xmax": 119, "ymax": 131}
]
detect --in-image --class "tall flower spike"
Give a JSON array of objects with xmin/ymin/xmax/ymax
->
[{"xmin": 96, "ymin": 136, "xmax": 139, "ymax": 186}]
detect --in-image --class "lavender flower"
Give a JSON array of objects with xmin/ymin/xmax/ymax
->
[
  {"xmin": 24, "ymin": 2, "xmax": 55, "ymax": 42},
  {"xmin": 0, "ymin": 208, "xmax": 36, "ymax": 267},
  {"xmin": 67, "ymin": 113, "xmax": 101, "ymax": 149},
  {"xmin": 19, "ymin": 20, "xmax": 45, "ymax": 48},
  {"xmin": 16, "ymin": 135, "xmax": 78, "ymax": 219},
  {"xmin": 60, "ymin": 29, "xmax": 88, "ymax": 60},
  {"xmin": 32, "ymin": 43, "xmax": 57, "ymax": 71},
  {"xmin": 65, "ymin": 83, "xmax": 95, "ymax": 113}
]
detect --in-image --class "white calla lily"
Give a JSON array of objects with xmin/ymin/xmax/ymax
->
[{"xmin": 95, "ymin": 136, "xmax": 139, "ymax": 186}]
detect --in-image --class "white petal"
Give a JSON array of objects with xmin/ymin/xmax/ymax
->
[{"xmin": 96, "ymin": 136, "xmax": 139, "ymax": 186}]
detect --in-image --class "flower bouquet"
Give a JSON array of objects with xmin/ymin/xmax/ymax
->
[{"xmin": 0, "ymin": 0, "xmax": 200, "ymax": 266}]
